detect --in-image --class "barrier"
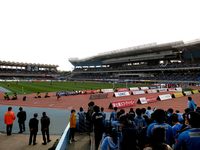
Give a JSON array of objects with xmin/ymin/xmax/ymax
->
[
  {"xmin": 146, "ymin": 89, "xmax": 157, "ymax": 94},
  {"xmin": 114, "ymin": 91, "xmax": 130, "ymax": 97},
  {"xmin": 137, "ymin": 97, "xmax": 148, "ymax": 104},
  {"xmin": 192, "ymin": 90, "xmax": 199, "ymax": 94},
  {"xmin": 56, "ymin": 123, "xmax": 70, "ymax": 150},
  {"xmin": 146, "ymin": 96, "xmax": 158, "ymax": 103},
  {"xmin": 183, "ymin": 91, "xmax": 192, "ymax": 96},
  {"xmin": 112, "ymin": 99, "xmax": 136, "ymax": 108},
  {"xmin": 158, "ymin": 88, "xmax": 168, "ymax": 92},
  {"xmin": 140, "ymin": 87, "xmax": 149, "ymax": 90},
  {"xmin": 132, "ymin": 90, "xmax": 145, "ymax": 95},
  {"xmin": 89, "ymin": 93, "xmax": 108, "ymax": 100},
  {"xmin": 129, "ymin": 87, "xmax": 139, "ymax": 91},
  {"xmin": 116, "ymin": 88, "xmax": 129, "ymax": 92},
  {"xmin": 158, "ymin": 94, "xmax": 172, "ymax": 101},
  {"xmin": 101, "ymin": 89, "xmax": 114, "ymax": 93},
  {"xmin": 172, "ymin": 92, "xmax": 184, "ymax": 98},
  {"xmin": 167, "ymin": 88, "xmax": 176, "ymax": 91},
  {"xmin": 175, "ymin": 87, "xmax": 183, "ymax": 92}
]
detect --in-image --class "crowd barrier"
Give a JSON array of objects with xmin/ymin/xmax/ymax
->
[
  {"xmin": 192, "ymin": 89, "xmax": 199, "ymax": 94},
  {"xmin": 129, "ymin": 87, "xmax": 139, "ymax": 91},
  {"xmin": 132, "ymin": 90, "xmax": 145, "ymax": 95},
  {"xmin": 101, "ymin": 88, "xmax": 114, "ymax": 93},
  {"xmin": 183, "ymin": 91, "xmax": 192, "ymax": 96},
  {"xmin": 56, "ymin": 123, "xmax": 70, "ymax": 150}
]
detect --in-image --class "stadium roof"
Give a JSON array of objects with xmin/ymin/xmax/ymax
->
[
  {"xmin": 69, "ymin": 39, "xmax": 200, "ymax": 67},
  {"xmin": 0, "ymin": 60, "xmax": 59, "ymax": 68}
]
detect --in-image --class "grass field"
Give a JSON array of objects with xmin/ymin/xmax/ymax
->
[{"xmin": 0, "ymin": 81, "xmax": 149, "ymax": 95}]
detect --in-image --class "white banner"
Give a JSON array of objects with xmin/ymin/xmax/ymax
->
[
  {"xmin": 129, "ymin": 87, "xmax": 139, "ymax": 91},
  {"xmin": 101, "ymin": 89, "xmax": 114, "ymax": 93},
  {"xmin": 140, "ymin": 87, "xmax": 149, "ymax": 90},
  {"xmin": 147, "ymin": 89, "xmax": 157, "ymax": 94},
  {"xmin": 132, "ymin": 90, "xmax": 145, "ymax": 95},
  {"xmin": 114, "ymin": 91, "xmax": 130, "ymax": 97},
  {"xmin": 183, "ymin": 91, "xmax": 192, "ymax": 96},
  {"xmin": 138, "ymin": 97, "xmax": 148, "ymax": 104},
  {"xmin": 158, "ymin": 94, "xmax": 172, "ymax": 101},
  {"xmin": 158, "ymin": 88, "xmax": 168, "ymax": 92},
  {"xmin": 176, "ymin": 87, "xmax": 183, "ymax": 92}
]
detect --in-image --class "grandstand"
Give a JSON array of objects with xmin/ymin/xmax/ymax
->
[
  {"xmin": 0, "ymin": 60, "xmax": 59, "ymax": 80},
  {"xmin": 69, "ymin": 39, "xmax": 200, "ymax": 84}
]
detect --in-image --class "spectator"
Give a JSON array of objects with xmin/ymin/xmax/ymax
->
[
  {"xmin": 171, "ymin": 113, "xmax": 182, "ymax": 139},
  {"xmin": 147, "ymin": 109, "xmax": 174, "ymax": 146},
  {"xmin": 146, "ymin": 106, "xmax": 154, "ymax": 118},
  {"xmin": 101, "ymin": 107, "xmax": 106, "ymax": 125},
  {"xmin": 77, "ymin": 107, "xmax": 86, "ymax": 133},
  {"xmin": 100, "ymin": 128, "xmax": 119, "ymax": 150},
  {"xmin": 4, "ymin": 107, "xmax": 16, "ymax": 136},
  {"xmin": 69, "ymin": 109, "xmax": 77, "ymax": 144},
  {"xmin": 128, "ymin": 108, "xmax": 135, "ymax": 121},
  {"xmin": 110, "ymin": 107, "xmax": 118, "ymax": 122},
  {"xmin": 144, "ymin": 127, "xmax": 173, "ymax": 150},
  {"xmin": 119, "ymin": 114, "xmax": 139, "ymax": 150},
  {"xmin": 188, "ymin": 96, "xmax": 196, "ymax": 111},
  {"xmin": 134, "ymin": 108, "xmax": 147, "ymax": 132},
  {"xmin": 17, "ymin": 107, "xmax": 27, "ymax": 133},
  {"xmin": 44, "ymin": 92, "xmax": 50, "ymax": 98},
  {"xmin": 174, "ymin": 111, "xmax": 200, "ymax": 150},
  {"xmin": 29, "ymin": 113, "xmax": 39, "ymax": 145},
  {"xmin": 41, "ymin": 112, "xmax": 51, "ymax": 145},
  {"xmin": 92, "ymin": 105, "xmax": 104, "ymax": 150}
]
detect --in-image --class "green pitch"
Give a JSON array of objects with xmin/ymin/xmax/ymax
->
[{"xmin": 0, "ymin": 81, "xmax": 149, "ymax": 95}]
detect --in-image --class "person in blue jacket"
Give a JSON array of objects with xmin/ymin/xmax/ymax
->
[
  {"xmin": 187, "ymin": 96, "xmax": 196, "ymax": 111},
  {"xmin": 174, "ymin": 111, "xmax": 200, "ymax": 150}
]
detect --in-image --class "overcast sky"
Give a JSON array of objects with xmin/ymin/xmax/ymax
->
[{"xmin": 1, "ymin": 0, "xmax": 200, "ymax": 71}]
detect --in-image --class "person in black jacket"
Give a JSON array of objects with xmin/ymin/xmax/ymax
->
[
  {"xmin": 17, "ymin": 107, "xmax": 26, "ymax": 133},
  {"xmin": 41, "ymin": 112, "xmax": 51, "ymax": 145},
  {"xmin": 29, "ymin": 113, "xmax": 39, "ymax": 145}
]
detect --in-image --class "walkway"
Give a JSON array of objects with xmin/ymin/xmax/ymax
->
[{"xmin": 0, "ymin": 132, "xmax": 60, "ymax": 150}]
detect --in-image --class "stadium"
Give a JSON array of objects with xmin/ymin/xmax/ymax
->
[
  {"xmin": 1, "ymin": 39, "xmax": 200, "ymax": 150},
  {"xmin": 69, "ymin": 39, "xmax": 200, "ymax": 85}
]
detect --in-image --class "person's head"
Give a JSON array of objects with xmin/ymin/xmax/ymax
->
[
  {"xmin": 171, "ymin": 113, "xmax": 179, "ymax": 124},
  {"xmin": 136, "ymin": 108, "xmax": 142, "ymax": 116},
  {"xmin": 71, "ymin": 109, "xmax": 76, "ymax": 114},
  {"xmin": 80, "ymin": 107, "xmax": 83, "ymax": 112},
  {"xmin": 147, "ymin": 106, "xmax": 151, "ymax": 110},
  {"xmin": 152, "ymin": 109, "xmax": 166, "ymax": 123},
  {"xmin": 167, "ymin": 108, "xmax": 174, "ymax": 114},
  {"xmin": 141, "ymin": 108, "xmax": 146, "ymax": 114},
  {"xmin": 113, "ymin": 107, "xmax": 118, "ymax": 111},
  {"xmin": 129, "ymin": 108, "xmax": 134, "ymax": 112},
  {"xmin": 88, "ymin": 101, "xmax": 95, "ymax": 107},
  {"xmin": 8, "ymin": 107, "xmax": 12, "ymax": 111},
  {"xmin": 34, "ymin": 113, "xmax": 38, "ymax": 118},
  {"xmin": 188, "ymin": 96, "xmax": 192, "ymax": 101},
  {"xmin": 42, "ymin": 112, "xmax": 46, "ymax": 117},
  {"xmin": 93, "ymin": 105, "xmax": 100, "ymax": 113},
  {"xmin": 186, "ymin": 111, "xmax": 200, "ymax": 128},
  {"xmin": 101, "ymin": 107, "xmax": 104, "ymax": 112},
  {"xmin": 19, "ymin": 107, "xmax": 23, "ymax": 111}
]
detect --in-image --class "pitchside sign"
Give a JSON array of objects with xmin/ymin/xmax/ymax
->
[
  {"xmin": 158, "ymin": 94, "xmax": 172, "ymax": 101},
  {"xmin": 101, "ymin": 89, "xmax": 114, "ymax": 93},
  {"xmin": 129, "ymin": 87, "xmax": 139, "ymax": 91},
  {"xmin": 138, "ymin": 97, "xmax": 148, "ymax": 104},
  {"xmin": 183, "ymin": 91, "xmax": 192, "ymax": 96},
  {"xmin": 114, "ymin": 91, "xmax": 130, "ymax": 97},
  {"xmin": 140, "ymin": 87, "xmax": 149, "ymax": 90},
  {"xmin": 112, "ymin": 100, "xmax": 136, "ymax": 108},
  {"xmin": 132, "ymin": 90, "xmax": 145, "ymax": 95}
]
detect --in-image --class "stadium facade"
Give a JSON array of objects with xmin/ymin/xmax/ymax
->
[
  {"xmin": 0, "ymin": 61, "xmax": 59, "ymax": 80},
  {"xmin": 69, "ymin": 39, "xmax": 200, "ymax": 84}
]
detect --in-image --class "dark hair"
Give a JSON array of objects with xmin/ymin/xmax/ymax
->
[
  {"xmin": 136, "ymin": 108, "xmax": 142, "ymax": 116},
  {"xmin": 19, "ymin": 107, "xmax": 23, "ymax": 111},
  {"xmin": 8, "ymin": 107, "xmax": 12, "ymax": 111},
  {"xmin": 93, "ymin": 105, "xmax": 100, "ymax": 113},
  {"xmin": 71, "ymin": 109, "xmax": 76, "ymax": 113},
  {"xmin": 114, "ymin": 107, "xmax": 118, "ymax": 111},
  {"xmin": 80, "ymin": 107, "xmax": 83, "ymax": 112},
  {"xmin": 147, "ymin": 106, "xmax": 151, "ymax": 110},
  {"xmin": 171, "ymin": 113, "xmax": 179, "ymax": 123},
  {"xmin": 152, "ymin": 109, "xmax": 166, "ymax": 123},
  {"xmin": 186, "ymin": 111, "xmax": 200, "ymax": 128},
  {"xmin": 34, "ymin": 113, "xmax": 38, "ymax": 118},
  {"xmin": 42, "ymin": 112, "xmax": 46, "ymax": 116},
  {"xmin": 188, "ymin": 96, "xmax": 192, "ymax": 101},
  {"xmin": 167, "ymin": 108, "xmax": 174, "ymax": 114}
]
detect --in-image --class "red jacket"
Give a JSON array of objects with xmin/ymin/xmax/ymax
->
[{"xmin": 4, "ymin": 111, "xmax": 16, "ymax": 125}]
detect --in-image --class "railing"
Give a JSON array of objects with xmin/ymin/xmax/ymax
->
[{"xmin": 56, "ymin": 123, "xmax": 70, "ymax": 150}]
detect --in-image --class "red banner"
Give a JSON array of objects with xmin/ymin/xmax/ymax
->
[
  {"xmin": 116, "ymin": 88, "xmax": 129, "ymax": 92},
  {"xmin": 112, "ymin": 99, "xmax": 136, "ymax": 108}
]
